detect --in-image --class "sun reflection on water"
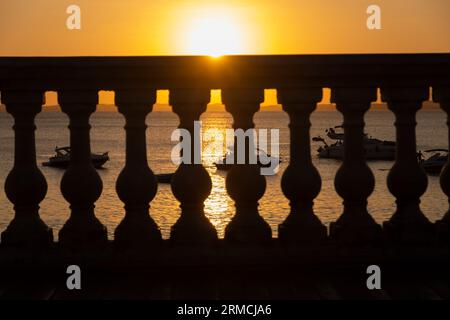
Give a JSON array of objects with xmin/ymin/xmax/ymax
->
[{"xmin": 201, "ymin": 116, "xmax": 234, "ymax": 237}]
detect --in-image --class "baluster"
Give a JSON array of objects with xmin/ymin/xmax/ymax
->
[
  {"xmin": 1, "ymin": 90, "xmax": 53, "ymax": 247},
  {"xmin": 277, "ymin": 88, "xmax": 327, "ymax": 244},
  {"xmin": 433, "ymin": 87, "xmax": 450, "ymax": 244},
  {"xmin": 329, "ymin": 87, "xmax": 381, "ymax": 245},
  {"xmin": 381, "ymin": 87, "xmax": 433, "ymax": 244},
  {"xmin": 170, "ymin": 88, "xmax": 217, "ymax": 244},
  {"xmin": 58, "ymin": 90, "xmax": 107, "ymax": 249},
  {"xmin": 114, "ymin": 89, "xmax": 162, "ymax": 250},
  {"xmin": 222, "ymin": 88, "xmax": 272, "ymax": 243}
]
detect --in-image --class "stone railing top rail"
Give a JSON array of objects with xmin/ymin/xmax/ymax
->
[{"xmin": 0, "ymin": 54, "xmax": 450, "ymax": 90}]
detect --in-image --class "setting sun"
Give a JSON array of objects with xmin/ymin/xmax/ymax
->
[{"xmin": 185, "ymin": 12, "xmax": 244, "ymax": 57}]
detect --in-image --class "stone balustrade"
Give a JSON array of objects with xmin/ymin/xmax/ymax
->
[{"xmin": 0, "ymin": 54, "xmax": 450, "ymax": 252}]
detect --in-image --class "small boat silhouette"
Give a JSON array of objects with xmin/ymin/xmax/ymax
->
[
  {"xmin": 42, "ymin": 146, "xmax": 109, "ymax": 169},
  {"xmin": 418, "ymin": 149, "xmax": 448, "ymax": 174},
  {"xmin": 214, "ymin": 149, "xmax": 280, "ymax": 171},
  {"xmin": 313, "ymin": 126, "xmax": 396, "ymax": 160},
  {"xmin": 155, "ymin": 173, "xmax": 174, "ymax": 184}
]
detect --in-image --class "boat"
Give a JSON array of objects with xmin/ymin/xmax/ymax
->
[
  {"xmin": 42, "ymin": 146, "xmax": 109, "ymax": 169},
  {"xmin": 313, "ymin": 128, "xmax": 396, "ymax": 160},
  {"xmin": 419, "ymin": 149, "xmax": 448, "ymax": 174},
  {"xmin": 325, "ymin": 126, "xmax": 346, "ymax": 140},
  {"xmin": 155, "ymin": 173, "xmax": 174, "ymax": 184},
  {"xmin": 214, "ymin": 149, "xmax": 280, "ymax": 171}
]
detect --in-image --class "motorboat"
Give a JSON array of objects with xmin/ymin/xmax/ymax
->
[
  {"xmin": 325, "ymin": 126, "xmax": 346, "ymax": 140},
  {"xmin": 313, "ymin": 127, "xmax": 396, "ymax": 160},
  {"xmin": 42, "ymin": 146, "xmax": 109, "ymax": 169},
  {"xmin": 214, "ymin": 149, "xmax": 280, "ymax": 171},
  {"xmin": 419, "ymin": 149, "xmax": 448, "ymax": 174}
]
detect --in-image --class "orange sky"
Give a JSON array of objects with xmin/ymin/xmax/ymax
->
[
  {"xmin": 1, "ymin": 0, "xmax": 449, "ymax": 56},
  {"xmin": 1, "ymin": 0, "xmax": 448, "ymax": 106}
]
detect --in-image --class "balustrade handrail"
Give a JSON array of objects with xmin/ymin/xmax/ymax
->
[{"xmin": 0, "ymin": 54, "xmax": 450, "ymax": 90}]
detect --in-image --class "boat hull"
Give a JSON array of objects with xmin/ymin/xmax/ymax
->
[
  {"xmin": 214, "ymin": 161, "xmax": 278, "ymax": 171},
  {"xmin": 155, "ymin": 173, "xmax": 174, "ymax": 184},
  {"xmin": 42, "ymin": 157, "xmax": 109, "ymax": 169},
  {"xmin": 317, "ymin": 144, "xmax": 395, "ymax": 160},
  {"xmin": 422, "ymin": 164, "xmax": 444, "ymax": 175}
]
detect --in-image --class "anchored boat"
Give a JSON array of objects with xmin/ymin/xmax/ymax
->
[
  {"xmin": 325, "ymin": 125, "xmax": 346, "ymax": 140},
  {"xmin": 42, "ymin": 146, "xmax": 109, "ymax": 169},
  {"xmin": 214, "ymin": 149, "xmax": 280, "ymax": 171},
  {"xmin": 313, "ymin": 127, "xmax": 396, "ymax": 160},
  {"xmin": 419, "ymin": 149, "xmax": 448, "ymax": 174}
]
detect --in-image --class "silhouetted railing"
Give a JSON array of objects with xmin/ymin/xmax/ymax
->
[{"xmin": 0, "ymin": 54, "xmax": 450, "ymax": 252}]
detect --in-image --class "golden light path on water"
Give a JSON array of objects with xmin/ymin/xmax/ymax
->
[{"xmin": 201, "ymin": 122, "xmax": 233, "ymax": 233}]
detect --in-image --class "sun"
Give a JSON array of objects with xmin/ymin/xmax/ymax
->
[{"xmin": 186, "ymin": 14, "xmax": 243, "ymax": 57}]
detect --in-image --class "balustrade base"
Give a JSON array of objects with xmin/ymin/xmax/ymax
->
[
  {"xmin": 58, "ymin": 217, "xmax": 108, "ymax": 250},
  {"xmin": 329, "ymin": 222, "xmax": 382, "ymax": 246},
  {"xmin": 436, "ymin": 219, "xmax": 450, "ymax": 245},
  {"xmin": 278, "ymin": 220, "xmax": 328, "ymax": 245},
  {"xmin": 1, "ymin": 239, "xmax": 450, "ymax": 299},
  {"xmin": 114, "ymin": 215, "xmax": 162, "ymax": 251},
  {"xmin": 383, "ymin": 220, "xmax": 435, "ymax": 245},
  {"xmin": 1, "ymin": 217, "xmax": 53, "ymax": 248},
  {"xmin": 225, "ymin": 215, "xmax": 272, "ymax": 244},
  {"xmin": 170, "ymin": 215, "xmax": 218, "ymax": 245}
]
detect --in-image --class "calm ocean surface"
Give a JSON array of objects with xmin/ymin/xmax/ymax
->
[{"xmin": 0, "ymin": 109, "xmax": 448, "ymax": 239}]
